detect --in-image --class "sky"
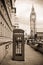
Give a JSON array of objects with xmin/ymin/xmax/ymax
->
[{"xmin": 12, "ymin": 0, "xmax": 43, "ymax": 35}]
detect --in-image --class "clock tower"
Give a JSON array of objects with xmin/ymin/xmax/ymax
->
[{"xmin": 30, "ymin": 6, "xmax": 36, "ymax": 38}]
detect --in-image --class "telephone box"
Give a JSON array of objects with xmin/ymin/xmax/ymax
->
[{"xmin": 13, "ymin": 29, "xmax": 24, "ymax": 61}]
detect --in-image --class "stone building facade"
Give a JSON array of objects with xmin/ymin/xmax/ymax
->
[
  {"xmin": 0, "ymin": 0, "xmax": 14, "ymax": 62},
  {"xmin": 0, "ymin": 0, "xmax": 13, "ymax": 43},
  {"xmin": 36, "ymin": 32, "xmax": 43, "ymax": 40}
]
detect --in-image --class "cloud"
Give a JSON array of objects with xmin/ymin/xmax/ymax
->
[
  {"xmin": 15, "ymin": 0, "xmax": 43, "ymax": 7},
  {"xmin": 12, "ymin": 0, "xmax": 43, "ymax": 33},
  {"xmin": 30, "ymin": 0, "xmax": 43, "ymax": 5}
]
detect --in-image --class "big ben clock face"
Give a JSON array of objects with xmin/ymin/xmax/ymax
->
[{"xmin": 32, "ymin": 15, "xmax": 35, "ymax": 19}]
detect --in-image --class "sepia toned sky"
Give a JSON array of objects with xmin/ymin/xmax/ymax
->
[{"xmin": 12, "ymin": 0, "xmax": 43, "ymax": 35}]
